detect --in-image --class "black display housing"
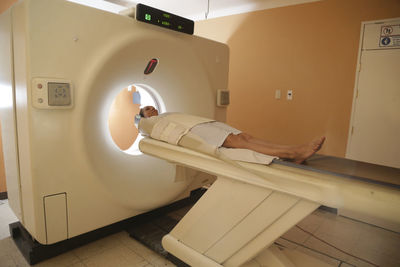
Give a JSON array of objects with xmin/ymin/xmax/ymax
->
[{"xmin": 136, "ymin": 4, "xmax": 194, "ymax": 35}]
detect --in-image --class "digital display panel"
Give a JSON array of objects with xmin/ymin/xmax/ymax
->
[{"xmin": 136, "ymin": 4, "xmax": 194, "ymax": 35}]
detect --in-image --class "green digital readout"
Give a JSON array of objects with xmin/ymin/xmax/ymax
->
[{"xmin": 136, "ymin": 3, "xmax": 194, "ymax": 35}]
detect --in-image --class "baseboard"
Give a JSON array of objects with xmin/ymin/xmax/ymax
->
[{"xmin": 0, "ymin": 191, "xmax": 7, "ymax": 200}]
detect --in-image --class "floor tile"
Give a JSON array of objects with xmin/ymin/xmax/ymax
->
[
  {"xmin": 343, "ymin": 257, "xmax": 378, "ymax": 267},
  {"xmin": 35, "ymin": 250, "xmax": 82, "ymax": 267},
  {"xmin": 68, "ymin": 262, "xmax": 87, "ymax": 267},
  {"xmin": 315, "ymin": 217, "xmax": 363, "ymax": 244},
  {"xmin": 119, "ymin": 231, "xmax": 178, "ymax": 265},
  {"xmin": 298, "ymin": 212, "xmax": 400, "ymax": 267},
  {"xmin": 339, "ymin": 263, "xmax": 355, "ymax": 267},
  {"xmin": 0, "ymin": 237, "xmax": 30, "ymax": 267},
  {"xmin": 275, "ymin": 237, "xmax": 300, "ymax": 249},
  {"xmin": 294, "ymin": 245, "xmax": 341, "ymax": 266},
  {"xmin": 303, "ymin": 232, "xmax": 354, "ymax": 263},
  {"xmin": 0, "ymin": 254, "xmax": 18, "ymax": 267},
  {"xmin": 353, "ymin": 224, "xmax": 400, "ymax": 260},
  {"xmin": 0, "ymin": 237, "xmax": 16, "ymax": 257},
  {"xmin": 0, "ymin": 200, "xmax": 18, "ymax": 240},
  {"xmin": 148, "ymin": 255, "xmax": 176, "ymax": 267},
  {"xmin": 120, "ymin": 232, "xmax": 159, "ymax": 255},
  {"xmin": 379, "ymin": 257, "xmax": 400, "ymax": 267},
  {"xmin": 297, "ymin": 211, "xmax": 325, "ymax": 234},
  {"xmin": 309, "ymin": 230, "xmax": 358, "ymax": 257},
  {"xmin": 82, "ymin": 245, "xmax": 147, "ymax": 267},
  {"xmin": 281, "ymin": 225, "xmax": 311, "ymax": 244},
  {"xmin": 72, "ymin": 233, "xmax": 123, "ymax": 260},
  {"xmin": 349, "ymin": 244, "xmax": 391, "ymax": 267}
]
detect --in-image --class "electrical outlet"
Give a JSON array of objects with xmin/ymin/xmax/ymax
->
[
  {"xmin": 275, "ymin": 89, "xmax": 281, "ymax": 99},
  {"xmin": 287, "ymin": 89, "xmax": 293, "ymax": 100}
]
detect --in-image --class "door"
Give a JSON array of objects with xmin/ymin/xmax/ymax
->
[{"xmin": 346, "ymin": 18, "xmax": 400, "ymax": 168}]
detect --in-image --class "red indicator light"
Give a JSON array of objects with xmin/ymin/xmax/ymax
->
[{"xmin": 144, "ymin": 58, "xmax": 158, "ymax": 75}]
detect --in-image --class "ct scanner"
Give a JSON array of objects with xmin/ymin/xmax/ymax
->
[
  {"xmin": 1, "ymin": 0, "xmax": 400, "ymax": 266},
  {"xmin": 0, "ymin": 0, "xmax": 227, "ymax": 248}
]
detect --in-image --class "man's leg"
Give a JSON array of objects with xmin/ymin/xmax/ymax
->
[
  {"xmin": 222, "ymin": 133, "xmax": 325, "ymax": 163},
  {"xmin": 239, "ymin": 133, "xmax": 296, "ymax": 150},
  {"xmin": 240, "ymin": 133, "xmax": 325, "ymax": 152}
]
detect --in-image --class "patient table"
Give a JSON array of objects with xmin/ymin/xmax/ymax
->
[{"xmin": 139, "ymin": 138, "xmax": 400, "ymax": 267}]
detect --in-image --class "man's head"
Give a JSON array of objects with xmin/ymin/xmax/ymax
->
[{"xmin": 139, "ymin": 106, "xmax": 159, "ymax": 118}]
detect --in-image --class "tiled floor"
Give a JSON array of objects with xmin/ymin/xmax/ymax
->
[
  {"xmin": 1, "ymin": 199, "xmax": 400, "ymax": 267},
  {"xmin": 0, "ymin": 231, "xmax": 175, "ymax": 267},
  {"xmin": 277, "ymin": 210, "xmax": 400, "ymax": 267}
]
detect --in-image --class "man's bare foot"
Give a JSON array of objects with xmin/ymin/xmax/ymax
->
[{"xmin": 294, "ymin": 136, "xmax": 326, "ymax": 164}]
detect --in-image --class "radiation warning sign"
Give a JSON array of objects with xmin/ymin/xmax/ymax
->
[{"xmin": 379, "ymin": 24, "xmax": 400, "ymax": 47}]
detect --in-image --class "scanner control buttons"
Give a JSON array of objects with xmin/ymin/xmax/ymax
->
[
  {"xmin": 48, "ymin": 83, "xmax": 71, "ymax": 106},
  {"xmin": 32, "ymin": 78, "xmax": 73, "ymax": 109}
]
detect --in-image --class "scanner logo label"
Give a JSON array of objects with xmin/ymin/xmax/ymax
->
[{"xmin": 144, "ymin": 58, "xmax": 158, "ymax": 75}]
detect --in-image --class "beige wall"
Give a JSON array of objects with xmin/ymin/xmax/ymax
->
[
  {"xmin": 0, "ymin": 0, "xmax": 17, "ymax": 193},
  {"xmin": 196, "ymin": 0, "xmax": 400, "ymax": 157}
]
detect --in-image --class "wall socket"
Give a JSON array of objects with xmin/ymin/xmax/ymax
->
[
  {"xmin": 287, "ymin": 89, "xmax": 293, "ymax": 100},
  {"xmin": 275, "ymin": 89, "xmax": 281, "ymax": 99}
]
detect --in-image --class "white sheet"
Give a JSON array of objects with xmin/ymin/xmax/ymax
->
[{"xmin": 219, "ymin": 147, "xmax": 276, "ymax": 165}]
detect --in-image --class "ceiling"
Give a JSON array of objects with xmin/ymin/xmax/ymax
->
[{"xmin": 68, "ymin": 0, "xmax": 320, "ymax": 21}]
